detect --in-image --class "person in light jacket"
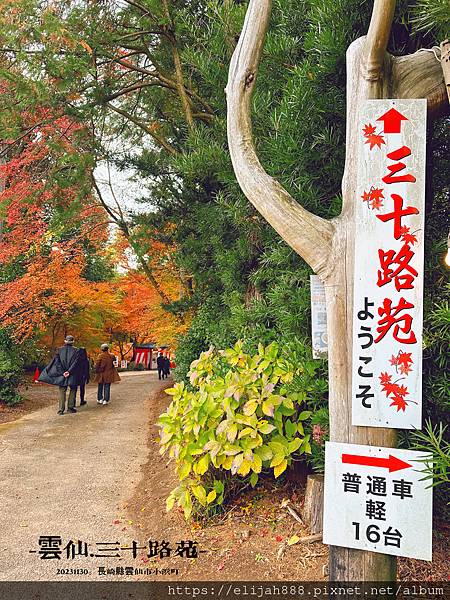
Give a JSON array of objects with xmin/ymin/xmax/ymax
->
[{"xmin": 94, "ymin": 343, "xmax": 121, "ymax": 405}]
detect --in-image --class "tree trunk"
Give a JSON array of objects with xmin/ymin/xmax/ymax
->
[
  {"xmin": 302, "ymin": 474, "xmax": 324, "ymax": 535},
  {"xmin": 325, "ymin": 37, "xmax": 398, "ymax": 580}
]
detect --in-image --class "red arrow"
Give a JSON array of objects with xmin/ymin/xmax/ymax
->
[
  {"xmin": 377, "ymin": 108, "xmax": 408, "ymax": 134},
  {"xmin": 342, "ymin": 453, "xmax": 411, "ymax": 473}
]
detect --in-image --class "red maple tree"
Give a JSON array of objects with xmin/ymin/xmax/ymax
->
[{"xmin": 0, "ymin": 106, "xmax": 111, "ymax": 346}]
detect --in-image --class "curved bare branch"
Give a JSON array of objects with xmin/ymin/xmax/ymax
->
[
  {"xmin": 225, "ymin": 0, "xmax": 334, "ymax": 277},
  {"xmin": 364, "ymin": 0, "xmax": 395, "ymax": 81}
]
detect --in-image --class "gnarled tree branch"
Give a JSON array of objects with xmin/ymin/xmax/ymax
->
[{"xmin": 225, "ymin": 0, "xmax": 334, "ymax": 277}]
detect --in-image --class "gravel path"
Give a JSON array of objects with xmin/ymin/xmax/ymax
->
[{"xmin": 0, "ymin": 371, "xmax": 165, "ymax": 581}]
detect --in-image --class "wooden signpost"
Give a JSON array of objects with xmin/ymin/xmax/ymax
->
[{"xmin": 323, "ymin": 98, "xmax": 433, "ymax": 565}]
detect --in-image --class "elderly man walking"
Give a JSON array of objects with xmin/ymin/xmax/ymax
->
[
  {"xmin": 94, "ymin": 343, "xmax": 121, "ymax": 405},
  {"xmin": 38, "ymin": 335, "xmax": 81, "ymax": 415}
]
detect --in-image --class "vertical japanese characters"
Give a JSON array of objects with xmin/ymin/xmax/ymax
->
[{"xmin": 352, "ymin": 100, "xmax": 426, "ymax": 429}]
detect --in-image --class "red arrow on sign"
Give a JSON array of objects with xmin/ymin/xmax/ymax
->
[
  {"xmin": 342, "ymin": 453, "xmax": 412, "ymax": 473},
  {"xmin": 377, "ymin": 108, "xmax": 408, "ymax": 134}
]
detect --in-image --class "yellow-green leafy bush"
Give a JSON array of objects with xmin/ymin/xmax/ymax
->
[{"xmin": 158, "ymin": 341, "xmax": 312, "ymax": 518}]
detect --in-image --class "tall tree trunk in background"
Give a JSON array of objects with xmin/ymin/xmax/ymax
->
[
  {"xmin": 162, "ymin": 0, "xmax": 195, "ymax": 131},
  {"xmin": 226, "ymin": 0, "xmax": 447, "ymax": 581}
]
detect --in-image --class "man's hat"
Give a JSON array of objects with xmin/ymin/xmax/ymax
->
[
  {"xmin": 64, "ymin": 335, "xmax": 75, "ymax": 344},
  {"xmin": 101, "ymin": 343, "xmax": 109, "ymax": 351}
]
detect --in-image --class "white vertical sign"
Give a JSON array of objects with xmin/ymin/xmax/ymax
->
[
  {"xmin": 352, "ymin": 100, "xmax": 426, "ymax": 429},
  {"xmin": 323, "ymin": 441, "xmax": 432, "ymax": 560},
  {"xmin": 310, "ymin": 275, "xmax": 328, "ymax": 359}
]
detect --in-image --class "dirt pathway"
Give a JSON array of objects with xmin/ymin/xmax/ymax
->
[{"xmin": 0, "ymin": 371, "xmax": 165, "ymax": 581}]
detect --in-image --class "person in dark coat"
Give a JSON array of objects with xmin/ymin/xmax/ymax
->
[
  {"xmin": 38, "ymin": 335, "xmax": 80, "ymax": 415},
  {"xmin": 94, "ymin": 343, "xmax": 121, "ymax": 405},
  {"xmin": 74, "ymin": 348, "xmax": 90, "ymax": 406},
  {"xmin": 156, "ymin": 352, "xmax": 165, "ymax": 380},
  {"xmin": 163, "ymin": 356, "xmax": 171, "ymax": 379}
]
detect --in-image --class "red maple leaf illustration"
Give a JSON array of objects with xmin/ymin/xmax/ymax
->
[
  {"xmin": 382, "ymin": 382, "xmax": 399, "ymax": 397},
  {"xmin": 365, "ymin": 133, "xmax": 385, "ymax": 150},
  {"xmin": 390, "ymin": 394, "xmax": 407, "ymax": 412},
  {"xmin": 369, "ymin": 187, "xmax": 384, "ymax": 201},
  {"xmin": 402, "ymin": 232, "xmax": 418, "ymax": 245},
  {"xmin": 379, "ymin": 367, "xmax": 412, "ymax": 412},
  {"xmin": 361, "ymin": 190, "xmax": 371, "ymax": 202},
  {"xmin": 370, "ymin": 197, "xmax": 384, "ymax": 211},
  {"xmin": 399, "ymin": 226, "xmax": 418, "ymax": 244},
  {"xmin": 363, "ymin": 123, "xmax": 377, "ymax": 137},
  {"xmin": 399, "ymin": 363, "xmax": 413, "ymax": 375},
  {"xmin": 395, "ymin": 384, "xmax": 409, "ymax": 397},
  {"xmin": 389, "ymin": 355, "xmax": 399, "ymax": 366},
  {"xmin": 379, "ymin": 372, "xmax": 392, "ymax": 385},
  {"xmin": 397, "ymin": 352, "xmax": 413, "ymax": 367}
]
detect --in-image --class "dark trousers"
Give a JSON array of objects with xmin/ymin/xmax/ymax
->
[
  {"xmin": 158, "ymin": 368, "xmax": 163, "ymax": 380},
  {"xmin": 97, "ymin": 382, "xmax": 111, "ymax": 402},
  {"xmin": 79, "ymin": 383, "xmax": 86, "ymax": 403}
]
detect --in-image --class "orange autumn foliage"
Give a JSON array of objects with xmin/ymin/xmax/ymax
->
[
  {"xmin": 114, "ymin": 270, "xmax": 190, "ymax": 350},
  {"xmin": 0, "ymin": 249, "xmax": 120, "ymax": 348},
  {"xmin": 1, "ymin": 104, "xmax": 189, "ymax": 356},
  {"xmin": 0, "ymin": 108, "xmax": 115, "ymax": 350}
]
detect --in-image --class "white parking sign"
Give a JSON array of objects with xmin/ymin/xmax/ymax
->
[{"xmin": 323, "ymin": 441, "xmax": 432, "ymax": 560}]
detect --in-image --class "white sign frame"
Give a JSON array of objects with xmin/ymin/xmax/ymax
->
[
  {"xmin": 323, "ymin": 441, "xmax": 432, "ymax": 560},
  {"xmin": 352, "ymin": 99, "xmax": 426, "ymax": 429}
]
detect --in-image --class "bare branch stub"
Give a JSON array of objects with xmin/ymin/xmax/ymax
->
[{"xmin": 392, "ymin": 49, "xmax": 448, "ymax": 117}]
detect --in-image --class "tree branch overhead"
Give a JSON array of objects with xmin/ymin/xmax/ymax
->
[{"xmin": 226, "ymin": 0, "xmax": 334, "ymax": 278}]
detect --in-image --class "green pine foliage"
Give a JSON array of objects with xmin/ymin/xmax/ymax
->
[{"xmin": 151, "ymin": 0, "xmax": 375, "ymax": 385}]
